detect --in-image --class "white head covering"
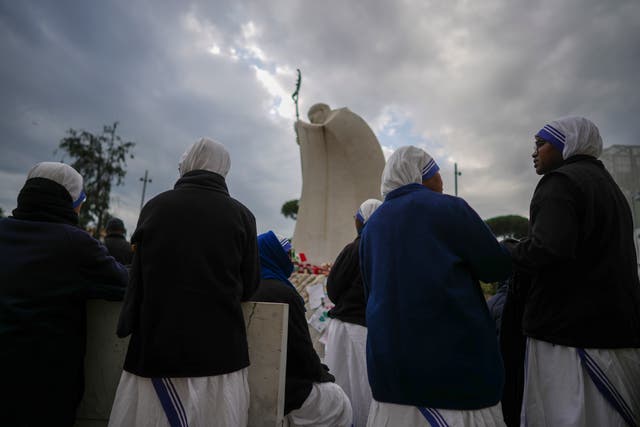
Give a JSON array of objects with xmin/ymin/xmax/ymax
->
[
  {"xmin": 381, "ymin": 145, "xmax": 440, "ymax": 197},
  {"xmin": 27, "ymin": 162, "xmax": 86, "ymax": 207},
  {"xmin": 535, "ymin": 116, "xmax": 603, "ymax": 160},
  {"xmin": 356, "ymin": 199, "xmax": 382, "ymax": 224},
  {"xmin": 178, "ymin": 137, "xmax": 231, "ymax": 177}
]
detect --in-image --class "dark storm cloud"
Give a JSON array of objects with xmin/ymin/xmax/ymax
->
[
  {"xmin": 0, "ymin": 0, "xmax": 302, "ymax": 234},
  {"xmin": 1, "ymin": 0, "xmax": 638, "ymax": 233}
]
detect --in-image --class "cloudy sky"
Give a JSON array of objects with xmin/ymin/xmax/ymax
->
[{"xmin": 1, "ymin": 0, "xmax": 639, "ymax": 238}]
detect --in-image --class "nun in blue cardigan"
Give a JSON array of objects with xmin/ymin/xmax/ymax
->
[
  {"xmin": 250, "ymin": 231, "xmax": 353, "ymax": 427},
  {"xmin": 360, "ymin": 146, "xmax": 512, "ymax": 427}
]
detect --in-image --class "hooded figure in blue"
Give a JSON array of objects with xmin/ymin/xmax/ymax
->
[
  {"xmin": 360, "ymin": 146, "xmax": 512, "ymax": 426},
  {"xmin": 258, "ymin": 230, "xmax": 296, "ymax": 289},
  {"xmin": 251, "ymin": 231, "xmax": 352, "ymax": 427}
]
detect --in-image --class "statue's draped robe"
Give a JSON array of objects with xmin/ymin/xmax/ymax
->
[{"xmin": 294, "ymin": 108, "xmax": 385, "ymax": 265}]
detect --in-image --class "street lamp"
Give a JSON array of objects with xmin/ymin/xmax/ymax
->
[
  {"xmin": 454, "ymin": 163, "xmax": 462, "ymax": 196},
  {"xmin": 139, "ymin": 170, "xmax": 152, "ymax": 211}
]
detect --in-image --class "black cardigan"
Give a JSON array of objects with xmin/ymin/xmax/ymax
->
[
  {"xmin": 327, "ymin": 237, "xmax": 367, "ymax": 327},
  {"xmin": 250, "ymin": 279, "xmax": 334, "ymax": 414},
  {"xmin": 511, "ymin": 155, "xmax": 640, "ymax": 348},
  {"xmin": 118, "ymin": 170, "xmax": 260, "ymax": 377}
]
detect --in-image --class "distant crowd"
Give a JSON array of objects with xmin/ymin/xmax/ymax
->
[{"xmin": 1, "ymin": 116, "xmax": 638, "ymax": 427}]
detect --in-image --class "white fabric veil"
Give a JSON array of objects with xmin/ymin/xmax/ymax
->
[
  {"xmin": 27, "ymin": 162, "xmax": 85, "ymax": 206},
  {"xmin": 178, "ymin": 138, "xmax": 231, "ymax": 178},
  {"xmin": 381, "ymin": 146, "xmax": 437, "ymax": 197},
  {"xmin": 543, "ymin": 116, "xmax": 603, "ymax": 159},
  {"xmin": 357, "ymin": 199, "xmax": 382, "ymax": 223}
]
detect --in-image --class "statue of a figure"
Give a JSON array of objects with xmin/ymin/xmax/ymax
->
[{"xmin": 293, "ymin": 103, "xmax": 386, "ymax": 265}]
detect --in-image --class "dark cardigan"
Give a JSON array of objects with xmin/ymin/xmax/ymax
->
[
  {"xmin": 118, "ymin": 170, "xmax": 260, "ymax": 377},
  {"xmin": 512, "ymin": 155, "xmax": 640, "ymax": 348},
  {"xmin": 327, "ymin": 237, "xmax": 367, "ymax": 327}
]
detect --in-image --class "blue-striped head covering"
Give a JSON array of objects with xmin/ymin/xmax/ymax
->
[
  {"xmin": 257, "ymin": 231, "xmax": 295, "ymax": 290},
  {"xmin": 27, "ymin": 162, "xmax": 86, "ymax": 208},
  {"xmin": 536, "ymin": 123, "xmax": 566, "ymax": 154},
  {"xmin": 276, "ymin": 233, "xmax": 292, "ymax": 253},
  {"xmin": 535, "ymin": 117, "xmax": 602, "ymax": 160},
  {"xmin": 421, "ymin": 156, "xmax": 440, "ymax": 181},
  {"xmin": 381, "ymin": 146, "xmax": 440, "ymax": 197},
  {"xmin": 72, "ymin": 190, "xmax": 87, "ymax": 208}
]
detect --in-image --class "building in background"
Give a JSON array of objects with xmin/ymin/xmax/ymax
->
[{"xmin": 600, "ymin": 145, "xmax": 640, "ymax": 267}]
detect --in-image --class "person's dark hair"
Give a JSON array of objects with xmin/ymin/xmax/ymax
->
[{"xmin": 106, "ymin": 217, "xmax": 126, "ymax": 234}]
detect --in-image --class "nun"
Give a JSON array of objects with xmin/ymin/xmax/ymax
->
[
  {"xmin": 109, "ymin": 138, "xmax": 260, "ymax": 427},
  {"xmin": 0, "ymin": 162, "xmax": 128, "ymax": 427},
  {"xmin": 360, "ymin": 146, "xmax": 512, "ymax": 426},
  {"xmin": 250, "ymin": 230, "xmax": 353, "ymax": 427},
  {"xmin": 324, "ymin": 198, "xmax": 382, "ymax": 427},
  {"xmin": 507, "ymin": 117, "xmax": 640, "ymax": 426}
]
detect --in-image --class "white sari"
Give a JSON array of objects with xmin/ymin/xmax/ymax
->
[
  {"xmin": 521, "ymin": 338, "xmax": 640, "ymax": 427},
  {"xmin": 285, "ymin": 382, "xmax": 353, "ymax": 427},
  {"xmin": 325, "ymin": 318, "xmax": 372, "ymax": 427},
  {"xmin": 108, "ymin": 368, "xmax": 249, "ymax": 427},
  {"xmin": 366, "ymin": 400, "xmax": 505, "ymax": 427}
]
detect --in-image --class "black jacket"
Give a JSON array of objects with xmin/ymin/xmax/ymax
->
[
  {"xmin": 327, "ymin": 237, "xmax": 366, "ymax": 327},
  {"xmin": 250, "ymin": 279, "xmax": 334, "ymax": 414},
  {"xmin": 0, "ymin": 216, "xmax": 127, "ymax": 426},
  {"xmin": 511, "ymin": 155, "xmax": 640, "ymax": 348},
  {"xmin": 104, "ymin": 233, "xmax": 133, "ymax": 265},
  {"xmin": 118, "ymin": 170, "xmax": 260, "ymax": 377}
]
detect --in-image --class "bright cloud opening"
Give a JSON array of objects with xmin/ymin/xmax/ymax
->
[{"xmin": 253, "ymin": 66, "xmax": 295, "ymax": 119}]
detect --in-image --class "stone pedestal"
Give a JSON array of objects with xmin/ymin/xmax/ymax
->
[{"xmin": 242, "ymin": 302, "xmax": 289, "ymax": 427}]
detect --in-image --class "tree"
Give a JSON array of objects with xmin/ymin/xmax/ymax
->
[
  {"xmin": 281, "ymin": 199, "xmax": 299, "ymax": 220},
  {"xmin": 0, "ymin": 207, "xmax": 4, "ymax": 218},
  {"xmin": 485, "ymin": 215, "xmax": 529, "ymax": 240},
  {"xmin": 57, "ymin": 122, "xmax": 135, "ymax": 236}
]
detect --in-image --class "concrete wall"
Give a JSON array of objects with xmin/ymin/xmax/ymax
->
[
  {"xmin": 75, "ymin": 300, "xmax": 288, "ymax": 427},
  {"xmin": 243, "ymin": 302, "xmax": 288, "ymax": 427}
]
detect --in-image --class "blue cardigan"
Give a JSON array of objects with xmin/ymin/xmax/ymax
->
[{"xmin": 360, "ymin": 183, "xmax": 511, "ymax": 409}]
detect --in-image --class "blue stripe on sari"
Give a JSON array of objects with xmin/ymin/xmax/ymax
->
[
  {"xmin": 164, "ymin": 378, "xmax": 189, "ymax": 427},
  {"xmin": 151, "ymin": 377, "xmax": 187, "ymax": 427},
  {"xmin": 577, "ymin": 349, "xmax": 636, "ymax": 427},
  {"xmin": 418, "ymin": 407, "xmax": 449, "ymax": 426}
]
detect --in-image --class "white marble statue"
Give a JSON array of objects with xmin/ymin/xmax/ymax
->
[{"xmin": 293, "ymin": 103, "xmax": 386, "ymax": 265}]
